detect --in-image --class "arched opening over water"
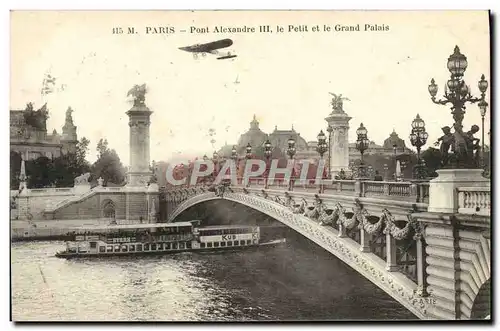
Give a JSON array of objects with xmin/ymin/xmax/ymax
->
[{"xmin": 471, "ymin": 278, "xmax": 491, "ymax": 320}]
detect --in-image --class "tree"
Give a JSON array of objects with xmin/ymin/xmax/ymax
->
[
  {"xmin": 421, "ymin": 147, "xmax": 443, "ymax": 178},
  {"xmin": 91, "ymin": 145, "xmax": 125, "ymax": 186},
  {"xmin": 51, "ymin": 153, "xmax": 92, "ymax": 187},
  {"xmin": 25, "ymin": 156, "xmax": 54, "ymax": 188},
  {"xmin": 96, "ymin": 138, "xmax": 109, "ymax": 159},
  {"xmin": 76, "ymin": 137, "xmax": 91, "ymax": 168}
]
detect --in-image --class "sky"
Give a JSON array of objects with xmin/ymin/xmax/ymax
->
[{"xmin": 10, "ymin": 10, "xmax": 491, "ymax": 165}]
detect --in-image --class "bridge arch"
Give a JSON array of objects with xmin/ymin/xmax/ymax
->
[
  {"xmin": 470, "ymin": 278, "xmax": 491, "ymax": 319},
  {"xmin": 167, "ymin": 190, "xmax": 430, "ymax": 319}
]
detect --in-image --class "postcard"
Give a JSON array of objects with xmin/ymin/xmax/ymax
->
[{"xmin": 10, "ymin": 10, "xmax": 491, "ymax": 322}]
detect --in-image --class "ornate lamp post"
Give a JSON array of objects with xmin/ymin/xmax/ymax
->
[
  {"xmin": 212, "ymin": 151, "xmax": 219, "ymax": 180},
  {"xmin": 326, "ymin": 124, "xmax": 333, "ymax": 178},
  {"xmin": 392, "ymin": 144, "xmax": 398, "ymax": 181},
  {"xmin": 383, "ymin": 163, "xmax": 389, "ymax": 181},
  {"xmin": 264, "ymin": 139, "xmax": 272, "ymax": 188},
  {"xmin": 245, "ymin": 143, "xmax": 252, "ymax": 159},
  {"xmin": 231, "ymin": 146, "xmax": 237, "ymax": 161},
  {"xmin": 287, "ymin": 137, "xmax": 296, "ymax": 191},
  {"xmin": 317, "ymin": 130, "xmax": 328, "ymax": 193},
  {"xmin": 410, "ymin": 114, "xmax": 429, "ymax": 179},
  {"xmin": 316, "ymin": 130, "xmax": 328, "ymax": 168},
  {"xmin": 355, "ymin": 123, "xmax": 370, "ymax": 179},
  {"xmin": 478, "ymin": 99, "xmax": 488, "ymax": 168},
  {"xmin": 244, "ymin": 143, "xmax": 252, "ymax": 186},
  {"xmin": 428, "ymin": 46, "xmax": 488, "ymax": 168},
  {"xmin": 231, "ymin": 145, "xmax": 238, "ymax": 182}
]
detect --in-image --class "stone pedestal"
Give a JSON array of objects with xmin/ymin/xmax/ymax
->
[
  {"xmin": 17, "ymin": 195, "xmax": 29, "ymax": 220},
  {"xmin": 325, "ymin": 111, "xmax": 351, "ymax": 178},
  {"xmin": 428, "ymin": 169, "xmax": 489, "ymax": 213}
]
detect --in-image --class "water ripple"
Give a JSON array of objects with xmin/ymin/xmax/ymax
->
[{"xmin": 11, "ymin": 239, "xmax": 416, "ymax": 321}]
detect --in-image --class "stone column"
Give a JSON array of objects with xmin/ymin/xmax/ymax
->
[
  {"xmin": 126, "ymin": 103, "xmax": 153, "ymax": 187},
  {"xmin": 124, "ymin": 87, "xmax": 154, "ymax": 221},
  {"xmin": 325, "ymin": 110, "xmax": 351, "ymax": 178}
]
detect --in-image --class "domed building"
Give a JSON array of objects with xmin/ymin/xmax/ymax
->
[
  {"xmin": 235, "ymin": 115, "xmax": 268, "ymax": 153},
  {"xmin": 383, "ymin": 129, "xmax": 409, "ymax": 154},
  {"xmin": 268, "ymin": 125, "xmax": 308, "ymax": 154},
  {"xmin": 216, "ymin": 116, "xmax": 412, "ymax": 165}
]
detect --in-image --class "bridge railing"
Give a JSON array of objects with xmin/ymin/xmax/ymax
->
[
  {"xmin": 229, "ymin": 177, "xmax": 429, "ymax": 203},
  {"xmin": 457, "ymin": 186, "xmax": 491, "ymax": 216}
]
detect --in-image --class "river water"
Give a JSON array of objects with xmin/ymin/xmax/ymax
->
[{"xmin": 11, "ymin": 233, "xmax": 416, "ymax": 322}]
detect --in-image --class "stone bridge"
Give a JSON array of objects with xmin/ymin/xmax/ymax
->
[{"xmin": 164, "ymin": 177, "xmax": 491, "ymax": 321}]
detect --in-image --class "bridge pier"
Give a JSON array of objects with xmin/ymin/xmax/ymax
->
[{"xmin": 414, "ymin": 212, "xmax": 490, "ymax": 320}]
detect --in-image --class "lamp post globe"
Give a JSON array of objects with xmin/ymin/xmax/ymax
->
[
  {"xmin": 478, "ymin": 74, "xmax": 488, "ymax": 94},
  {"xmin": 264, "ymin": 139, "xmax": 272, "ymax": 158},
  {"xmin": 447, "ymin": 46, "xmax": 468, "ymax": 78}
]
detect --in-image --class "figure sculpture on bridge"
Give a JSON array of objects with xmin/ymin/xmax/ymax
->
[
  {"xmin": 465, "ymin": 125, "xmax": 481, "ymax": 167},
  {"xmin": 127, "ymin": 84, "xmax": 147, "ymax": 106},
  {"xmin": 434, "ymin": 126, "xmax": 454, "ymax": 166},
  {"xmin": 329, "ymin": 93, "xmax": 350, "ymax": 113},
  {"xmin": 438, "ymin": 124, "xmax": 481, "ymax": 168}
]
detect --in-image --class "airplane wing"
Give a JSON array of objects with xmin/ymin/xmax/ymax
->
[{"xmin": 179, "ymin": 39, "xmax": 233, "ymax": 53}]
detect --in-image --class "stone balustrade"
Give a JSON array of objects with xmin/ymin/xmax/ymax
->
[
  {"xmin": 457, "ymin": 187, "xmax": 491, "ymax": 216},
  {"xmin": 172, "ymin": 177, "xmax": 430, "ymax": 203}
]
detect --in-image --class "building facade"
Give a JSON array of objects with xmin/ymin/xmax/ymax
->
[
  {"xmin": 218, "ymin": 115, "xmax": 412, "ymax": 163},
  {"xmin": 10, "ymin": 103, "xmax": 78, "ymax": 160}
]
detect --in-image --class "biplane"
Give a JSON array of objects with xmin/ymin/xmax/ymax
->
[{"xmin": 179, "ymin": 39, "xmax": 237, "ymax": 60}]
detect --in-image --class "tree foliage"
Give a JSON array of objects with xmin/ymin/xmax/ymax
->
[
  {"xmin": 91, "ymin": 142, "xmax": 125, "ymax": 186},
  {"xmin": 9, "ymin": 136, "xmax": 96, "ymax": 189}
]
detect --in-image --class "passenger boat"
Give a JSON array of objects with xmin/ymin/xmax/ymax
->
[{"xmin": 55, "ymin": 221, "xmax": 286, "ymax": 259}]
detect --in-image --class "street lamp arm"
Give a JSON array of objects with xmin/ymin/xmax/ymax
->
[
  {"xmin": 431, "ymin": 97, "xmax": 451, "ymax": 106},
  {"xmin": 465, "ymin": 96, "xmax": 483, "ymax": 104}
]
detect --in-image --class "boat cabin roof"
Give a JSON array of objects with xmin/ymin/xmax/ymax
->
[
  {"xmin": 69, "ymin": 222, "xmax": 194, "ymax": 231},
  {"xmin": 198, "ymin": 225, "xmax": 258, "ymax": 231}
]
